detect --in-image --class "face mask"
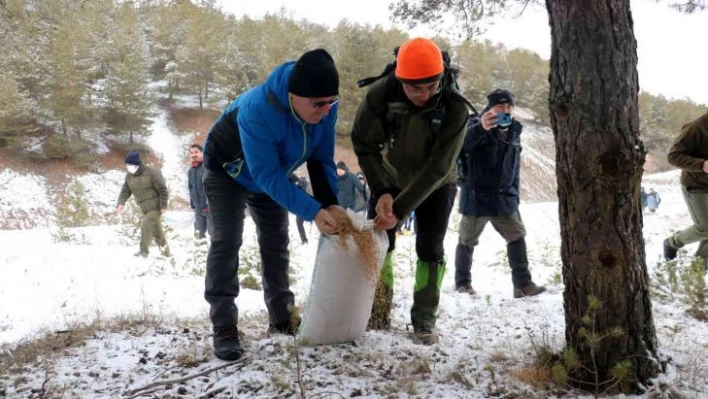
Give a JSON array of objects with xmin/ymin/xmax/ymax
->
[{"xmin": 126, "ymin": 164, "xmax": 139, "ymax": 174}]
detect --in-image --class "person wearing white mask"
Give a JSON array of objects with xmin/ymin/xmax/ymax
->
[{"xmin": 116, "ymin": 150, "xmax": 171, "ymax": 258}]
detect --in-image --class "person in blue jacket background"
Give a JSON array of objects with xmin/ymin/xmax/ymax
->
[{"xmin": 202, "ymin": 49, "xmax": 343, "ymax": 361}]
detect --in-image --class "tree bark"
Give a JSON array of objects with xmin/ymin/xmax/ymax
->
[{"xmin": 546, "ymin": 0, "xmax": 660, "ymax": 392}]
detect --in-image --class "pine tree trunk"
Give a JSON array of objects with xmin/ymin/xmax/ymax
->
[{"xmin": 546, "ymin": 0, "xmax": 660, "ymax": 392}]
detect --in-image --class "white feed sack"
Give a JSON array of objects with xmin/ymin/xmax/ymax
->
[
  {"xmin": 162, "ymin": 210, "xmax": 195, "ymax": 229},
  {"xmin": 299, "ymin": 210, "xmax": 389, "ymax": 346}
]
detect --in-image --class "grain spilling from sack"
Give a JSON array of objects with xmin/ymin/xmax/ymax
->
[
  {"xmin": 335, "ymin": 214, "xmax": 380, "ymax": 282},
  {"xmin": 367, "ymin": 281, "xmax": 392, "ymax": 330}
]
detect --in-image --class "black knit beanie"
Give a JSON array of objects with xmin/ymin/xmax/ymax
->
[
  {"xmin": 288, "ymin": 49, "xmax": 339, "ymax": 98},
  {"xmin": 125, "ymin": 150, "xmax": 142, "ymax": 166},
  {"xmin": 487, "ymin": 89, "xmax": 515, "ymax": 107}
]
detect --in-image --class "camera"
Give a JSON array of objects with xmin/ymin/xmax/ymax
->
[{"xmin": 496, "ymin": 112, "xmax": 512, "ymax": 127}]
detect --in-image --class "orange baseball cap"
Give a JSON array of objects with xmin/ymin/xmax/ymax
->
[{"xmin": 395, "ymin": 38, "xmax": 444, "ymax": 84}]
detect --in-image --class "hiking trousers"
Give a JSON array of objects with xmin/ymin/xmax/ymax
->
[
  {"xmin": 669, "ymin": 185, "xmax": 708, "ymax": 259},
  {"xmin": 203, "ymin": 169, "xmax": 293, "ymax": 329},
  {"xmin": 455, "ymin": 211, "xmax": 529, "ymax": 288},
  {"xmin": 140, "ymin": 210, "xmax": 166, "ymax": 254},
  {"xmin": 194, "ymin": 210, "xmax": 207, "ymax": 239}
]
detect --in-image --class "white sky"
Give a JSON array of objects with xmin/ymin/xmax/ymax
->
[{"xmin": 219, "ymin": 0, "xmax": 708, "ymax": 105}]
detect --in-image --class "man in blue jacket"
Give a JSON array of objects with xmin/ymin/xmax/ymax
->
[
  {"xmin": 455, "ymin": 89, "xmax": 546, "ymax": 299},
  {"xmin": 187, "ymin": 144, "xmax": 208, "ymax": 239},
  {"xmin": 202, "ymin": 49, "xmax": 343, "ymax": 361}
]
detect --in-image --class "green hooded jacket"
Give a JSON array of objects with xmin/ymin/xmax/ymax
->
[
  {"xmin": 117, "ymin": 165, "xmax": 169, "ymax": 214},
  {"xmin": 351, "ymin": 74, "xmax": 469, "ymax": 219},
  {"xmin": 668, "ymin": 111, "xmax": 708, "ymax": 190}
]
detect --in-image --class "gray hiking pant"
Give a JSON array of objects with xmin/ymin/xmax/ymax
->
[
  {"xmin": 668, "ymin": 186, "xmax": 708, "ymax": 259},
  {"xmin": 457, "ymin": 210, "xmax": 527, "ymax": 247},
  {"xmin": 455, "ymin": 211, "xmax": 530, "ymax": 288}
]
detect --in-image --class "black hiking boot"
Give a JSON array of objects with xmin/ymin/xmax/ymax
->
[
  {"xmin": 267, "ymin": 317, "xmax": 301, "ymax": 336},
  {"xmin": 212, "ymin": 326, "xmax": 244, "ymax": 361},
  {"xmin": 133, "ymin": 251, "xmax": 148, "ymax": 258},
  {"xmin": 663, "ymin": 239, "xmax": 678, "ymax": 261}
]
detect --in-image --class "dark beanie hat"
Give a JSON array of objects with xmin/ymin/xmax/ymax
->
[
  {"xmin": 487, "ymin": 89, "xmax": 515, "ymax": 107},
  {"xmin": 288, "ymin": 49, "xmax": 339, "ymax": 98},
  {"xmin": 125, "ymin": 150, "xmax": 142, "ymax": 166}
]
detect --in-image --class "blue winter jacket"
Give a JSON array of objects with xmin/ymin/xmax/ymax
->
[
  {"xmin": 645, "ymin": 192, "xmax": 661, "ymax": 211},
  {"xmin": 203, "ymin": 62, "xmax": 339, "ymax": 221},
  {"xmin": 458, "ymin": 114, "xmax": 522, "ymax": 217}
]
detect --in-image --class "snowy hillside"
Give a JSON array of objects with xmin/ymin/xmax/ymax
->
[
  {"xmin": 0, "ymin": 108, "xmax": 562, "ymax": 230},
  {"xmin": 0, "ymin": 170, "xmax": 52, "ymax": 229},
  {"xmin": 0, "ymin": 108, "xmax": 193, "ymax": 230}
]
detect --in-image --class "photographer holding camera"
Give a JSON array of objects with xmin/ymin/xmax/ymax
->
[{"xmin": 454, "ymin": 89, "xmax": 546, "ymax": 299}]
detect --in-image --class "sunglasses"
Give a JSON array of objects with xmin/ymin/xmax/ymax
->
[{"xmin": 312, "ymin": 96, "xmax": 339, "ymax": 109}]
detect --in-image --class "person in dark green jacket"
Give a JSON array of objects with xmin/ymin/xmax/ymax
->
[
  {"xmin": 352, "ymin": 37, "xmax": 470, "ymax": 345},
  {"xmin": 664, "ymin": 111, "xmax": 708, "ymax": 266},
  {"xmin": 116, "ymin": 151, "xmax": 171, "ymax": 258}
]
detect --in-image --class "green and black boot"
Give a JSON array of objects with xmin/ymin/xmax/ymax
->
[
  {"xmin": 368, "ymin": 251, "xmax": 394, "ymax": 330},
  {"xmin": 411, "ymin": 259, "xmax": 446, "ymax": 345}
]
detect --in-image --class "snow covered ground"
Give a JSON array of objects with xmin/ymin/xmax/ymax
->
[
  {"xmin": 1, "ymin": 181, "xmax": 706, "ymax": 398},
  {"xmin": 1, "ymin": 109, "xmax": 706, "ymax": 398}
]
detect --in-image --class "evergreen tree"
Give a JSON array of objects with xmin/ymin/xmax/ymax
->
[
  {"xmin": 39, "ymin": 0, "xmax": 95, "ymax": 137},
  {"xmin": 176, "ymin": 2, "xmax": 225, "ymax": 108},
  {"xmin": 216, "ymin": 17, "xmax": 260, "ymax": 102},
  {"xmin": 0, "ymin": 73, "xmax": 37, "ymax": 145},
  {"xmin": 103, "ymin": 2, "xmax": 154, "ymax": 143},
  {"xmin": 455, "ymin": 40, "xmax": 505, "ymax": 108}
]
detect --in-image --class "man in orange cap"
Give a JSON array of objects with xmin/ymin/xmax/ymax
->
[{"xmin": 352, "ymin": 37, "xmax": 471, "ymax": 345}]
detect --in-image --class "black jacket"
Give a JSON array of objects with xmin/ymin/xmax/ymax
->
[
  {"xmin": 458, "ymin": 115, "xmax": 522, "ymax": 217},
  {"xmin": 188, "ymin": 163, "xmax": 208, "ymax": 215}
]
